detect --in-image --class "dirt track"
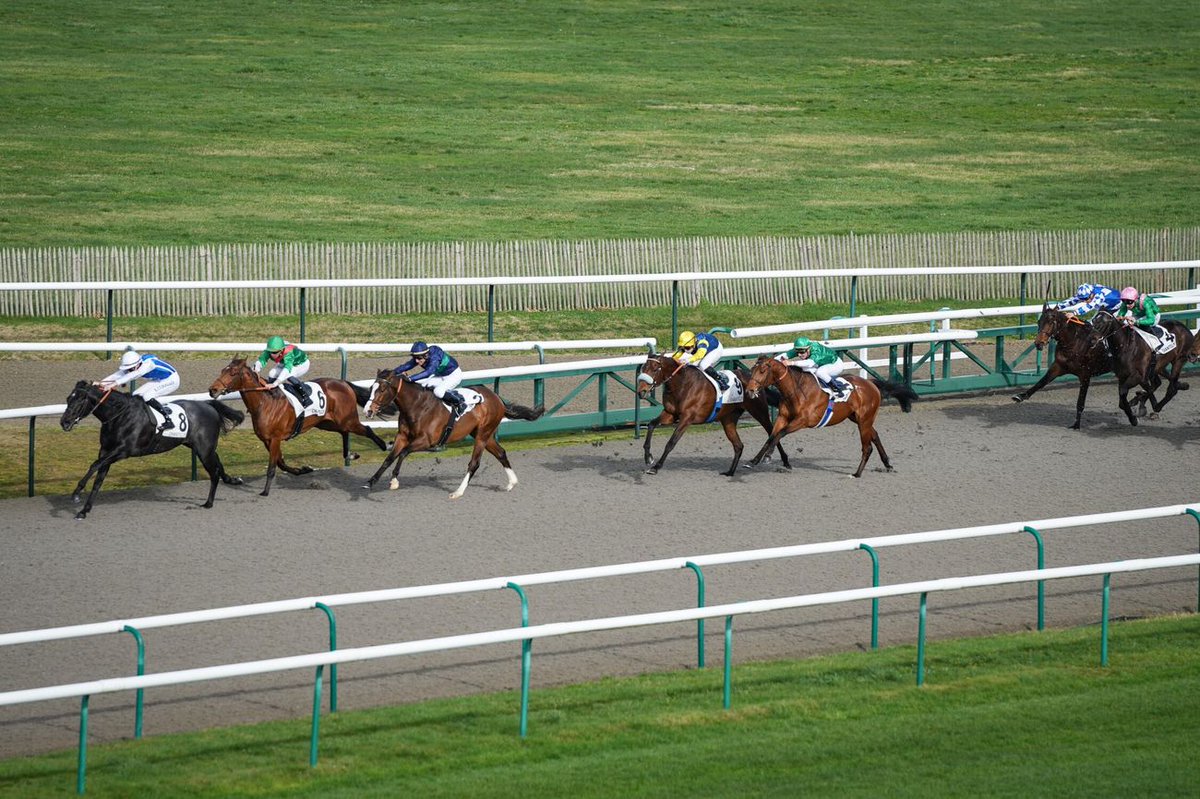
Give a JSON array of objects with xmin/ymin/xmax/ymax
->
[{"xmin": 1, "ymin": 384, "xmax": 1198, "ymax": 759}]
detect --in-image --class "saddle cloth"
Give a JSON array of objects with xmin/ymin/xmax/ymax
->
[
  {"xmin": 818, "ymin": 379, "xmax": 854, "ymax": 403},
  {"xmin": 147, "ymin": 402, "xmax": 190, "ymax": 439},
  {"xmin": 280, "ymin": 382, "xmax": 329, "ymax": 419},
  {"xmin": 1133, "ymin": 327, "xmax": 1176, "ymax": 355},
  {"xmin": 443, "ymin": 388, "xmax": 483, "ymax": 414},
  {"xmin": 701, "ymin": 370, "xmax": 744, "ymax": 404}
]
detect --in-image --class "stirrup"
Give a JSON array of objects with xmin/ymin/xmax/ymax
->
[
  {"xmin": 288, "ymin": 413, "xmax": 306, "ymax": 440},
  {"xmin": 434, "ymin": 421, "xmax": 455, "ymax": 448}
]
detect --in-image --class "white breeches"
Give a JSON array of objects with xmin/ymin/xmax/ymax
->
[
  {"xmin": 416, "ymin": 368, "xmax": 463, "ymax": 398},
  {"xmin": 813, "ymin": 361, "xmax": 845, "ymax": 383},
  {"xmin": 268, "ymin": 360, "xmax": 310, "ymax": 383},
  {"xmin": 132, "ymin": 372, "xmax": 180, "ymax": 400},
  {"xmin": 695, "ymin": 346, "xmax": 723, "ymax": 372}
]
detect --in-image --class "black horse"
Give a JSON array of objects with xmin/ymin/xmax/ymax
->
[
  {"xmin": 60, "ymin": 381, "xmax": 245, "ymax": 520},
  {"xmin": 1011, "ymin": 305, "xmax": 1113, "ymax": 429},
  {"xmin": 1091, "ymin": 311, "xmax": 1194, "ymax": 424}
]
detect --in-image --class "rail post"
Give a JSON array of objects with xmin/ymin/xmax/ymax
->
[
  {"xmin": 122, "ymin": 625, "xmax": 145, "ymax": 738},
  {"xmin": 27, "ymin": 415, "xmax": 35, "ymax": 497},
  {"xmin": 1019, "ymin": 272, "xmax": 1028, "ymax": 334},
  {"xmin": 859, "ymin": 544, "xmax": 880, "ymax": 650},
  {"xmin": 337, "ymin": 346, "xmax": 348, "ymax": 381},
  {"xmin": 105, "ymin": 289, "xmax": 114, "ymax": 360},
  {"xmin": 314, "ymin": 602, "xmax": 338, "ymax": 712},
  {"xmin": 849, "ymin": 275, "xmax": 859, "ymax": 318},
  {"xmin": 1100, "ymin": 574, "xmax": 1112, "ymax": 666},
  {"xmin": 77, "ymin": 695, "xmax": 89, "ymax": 794},
  {"xmin": 487, "ymin": 283, "xmax": 496, "ymax": 346},
  {"xmin": 916, "ymin": 592, "xmax": 929, "ymax": 686},
  {"xmin": 299, "ymin": 287, "xmax": 307, "ymax": 344},
  {"xmin": 309, "ymin": 664, "xmax": 324, "ymax": 766},
  {"xmin": 684, "ymin": 561, "xmax": 707, "ymax": 668},
  {"xmin": 670, "ymin": 280, "xmax": 680, "ymax": 345},
  {"xmin": 1023, "ymin": 526, "xmax": 1046, "ymax": 630},
  {"xmin": 506, "ymin": 582, "xmax": 532, "ymax": 738},
  {"xmin": 722, "ymin": 615, "xmax": 734, "ymax": 709},
  {"xmin": 1186, "ymin": 508, "xmax": 1200, "ymax": 612}
]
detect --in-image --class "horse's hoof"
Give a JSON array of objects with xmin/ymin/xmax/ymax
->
[
  {"xmin": 1129, "ymin": 419, "xmax": 1138, "ymax": 427},
  {"xmin": 73, "ymin": 512, "xmax": 86, "ymax": 521},
  {"xmin": 202, "ymin": 501, "xmax": 214, "ymax": 509},
  {"xmin": 349, "ymin": 452, "xmax": 361, "ymax": 461},
  {"xmin": 1011, "ymin": 394, "xmax": 1025, "ymax": 403},
  {"xmin": 388, "ymin": 478, "xmax": 400, "ymax": 490},
  {"xmin": 449, "ymin": 492, "xmax": 464, "ymax": 500},
  {"xmin": 229, "ymin": 477, "xmax": 244, "ymax": 486},
  {"xmin": 644, "ymin": 467, "xmax": 658, "ymax": 475},
  {"xmin": 71, "ymin": 494, "xmax": 81, "ymax": 504},
  {"xmin": 720, "ymin": 470, "xmax": 734, "ymax": 477},
  {"xmin": 1179, "ymin": 382, "xmax": 1190, "ymax": 390},
  {"xmin": 886, "ymin": 466, "xmax": 895, "ymax": 473},
  {"xmin": 259, "ymin": 490, "xmax": 270, "ymax": 497},
  {"xmin": 299, "ymin": 466, "xmax": 314, "ymax": 475},
  {"xmin": 1068, "ymin": 423, "xmax": 1080, "ymax": 430},
  {"xmin": 1149, "ymin": 412, "xmax": 1160, "ymax": 420}
]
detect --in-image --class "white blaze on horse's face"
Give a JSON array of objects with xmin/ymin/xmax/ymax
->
[
  {"xmin": 366, "ymin": 382, "xmax": 379, "ymax": 417},
  {"xmin": 637, "ymin": 372, "xmax": 655, "ymax": 385}
]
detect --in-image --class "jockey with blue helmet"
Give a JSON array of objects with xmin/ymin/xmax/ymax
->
[
  {"xmin": 1056, "ymin": 283, "xmax": 1121, "ymax": 317},
  {"xmin": 395, "ymin": 340, "xmax": 466, "ymax": 420},
  {"xmin": 673, "ymin": 330, "xmax": 729, "ymax": 391},
  {"xmin": 253, "ymin": 335, "xmax": 312, "ymax": 407},
  {"xmin": 775, "ymin": 336, "xmax": 851, "ymax": 397},
  {"xmin": 97, "ymin": 350, "xmax": 181, "ymax": 431}
]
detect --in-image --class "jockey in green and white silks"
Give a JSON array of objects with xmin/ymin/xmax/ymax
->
[
  {"xmin": 254, "ymin": 336, "xmax": 312, "ymax": 407},
  {"xmin": 776, "ymin": 336, "xmax": 850, "ymax": 395},
  {"xmin": 1114, "ymin": 287, "xmax": 1169, "ymax": 349},
  {"xmin": 98, "ymin": 350, "xmax": 181, "ymax": 431}
]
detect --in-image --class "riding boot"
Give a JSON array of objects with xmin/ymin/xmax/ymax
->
[
  {"xmin": 831, "ymin": 377, "xmax": 850, "ymax": 397},
  {"xmin": 146, "ymin": 397, "xmax": 173, "ymax": 432},
  {"xmin": 288, "ymin": 376, "xmax": 313, "ymax": 408},
  {"xmin": 705, "ymin": 367, "xmax": 729, "ymax": 393}
]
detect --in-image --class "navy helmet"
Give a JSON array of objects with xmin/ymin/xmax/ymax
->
[{"xmin": 410, "ymin": 341, "xmax": 430, "ymax": 356}]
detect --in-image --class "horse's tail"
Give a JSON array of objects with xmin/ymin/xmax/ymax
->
[
  {"xmin": 503, "ymin": 399, "xmax": 545, "ymax": 421},
  {"xmin": 351, "ymin": 380, "xmax": 396, "ymax": 418},
  {"xmin": 208, "ymin": 400, "xmax": 245, "ymax": 434},
  {"xmin": 870, "ymin": 378, "xmax": 918, "ymax": 412}
]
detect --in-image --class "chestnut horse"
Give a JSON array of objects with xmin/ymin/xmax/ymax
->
[
  {"xmin": 1011, "ymin": 305, "xmax": 1113, "ymax": 429},
  {"xmin": 362, "ymin": 369, "xmax": 544, "ymax": 499},
  {"xmin": 744, "ymin": 356, "xmax": 917, "ymax": 477},
  {"xmin": 208, "ymin": 357, "xmax": 388, "ymax": 496},
  {"xmin": 636, "ymin": 353, "xmax": 788, "ymax": 475},
  {"xmin": 1091, "ymin": 311, "xmax": 1194, "ymax": 424}
]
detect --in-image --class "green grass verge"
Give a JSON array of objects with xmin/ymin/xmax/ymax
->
[
  {"xmin": 2, "ymin": 1, "xmax": 1197, "ymax": 246},
  {"xmin": 1, "ymin": 615, "xmax": 1197, "ymax": 796}
]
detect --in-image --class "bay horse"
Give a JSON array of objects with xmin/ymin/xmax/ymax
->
[
  {"xmin": 60, "ymin": 380, "xmax": 245, "ymax": 520},
  {"xmin": 636, "ymin": 353, "xmax": 789, "ymax": 475},
  {"xmin": 1090, "ymin": 311, "xmax": 1194, "ymax": 424},
  {"xmin": 743, "ymin": 356, "xmax": 917, "ymax": 478},
  {"xmin": 208, "ymin": 357, "xmax": 388, "ymax": 496},
  {"xmin": 1011, "ymin": 304, "xmax": 1114, "ymax": 429},
  {"xmin": 362, "ymin": 369, "xmax": 544, "ymax": 499}
]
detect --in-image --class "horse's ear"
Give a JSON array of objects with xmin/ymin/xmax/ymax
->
[
  {"xmin": 376, "ymin": 368, "xmax": 391, "ymax": 379},
  {"xmin": 74, "ymin": 379, "xmax": 88, "ymax": 390}
]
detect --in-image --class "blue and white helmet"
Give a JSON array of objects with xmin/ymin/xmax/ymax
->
[
  {"xmin": 410, "ymin": 341, "xmax": 430, "ymax": 356},
  {"xmin": 1075, "ymin": 283, "xmax": 1095, "ymax": 299}
]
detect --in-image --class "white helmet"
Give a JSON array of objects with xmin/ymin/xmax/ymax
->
[{"xmin": 119, "ymin": 350, "xmax": 142, "ymax": 371}]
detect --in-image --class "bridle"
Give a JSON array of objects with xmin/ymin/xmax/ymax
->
[
  {"xmin": 745, "ymin": 357, "xmax": 781, "ymax": 396},
  {"xmin": 367, "ymin": 374, "xmax": 400, "ymax": 417},
  {"xmin": 64, "ymin": 386, "xmax": 117, "ymax": 428}
]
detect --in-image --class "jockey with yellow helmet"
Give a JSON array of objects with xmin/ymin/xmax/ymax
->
[
  {"xmin": 673, "ymin": 330, "xmax": 728, "ymax": 391},
  {"xmin": 97, "ymin": 350, "xmax": 181, "ymax": 431},
  {"xmin": 254, "ymin": 336, "xmax": 312, "ymax": 407},
  {"xmin": 776, "ymin": 336, "xmax": 851, "ymax": 397}
]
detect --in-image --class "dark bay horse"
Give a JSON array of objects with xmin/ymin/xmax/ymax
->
[
  {"xmin": 60, "ymin": 381, "xmax": 244, "ymax": 520},
  {"xmin": 1011, "ymin": 305, "xmax": 1114, "ymax": 429},
  {"xmin": 744, "ymin": 356, "xmax": 917, "ymax": 478},
  {"xmin": 362, "ymin": 369, "xmax": 544, "ymax": 499},
  {"xmin": 1091, "ymin": 311, "xmax": 1194, "ymax": 424},
  {"xmin": 636, "ymin": 353, "xmax": 788, "ymax": 475},
  {"xmin": 208, "ymin": 357, "xmax": 388, "ymax": 496}
]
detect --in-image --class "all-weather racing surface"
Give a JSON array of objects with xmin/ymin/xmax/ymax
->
[{"xmin": 1, "ymin": 386, "xmax": 1198, "ymax": 759}]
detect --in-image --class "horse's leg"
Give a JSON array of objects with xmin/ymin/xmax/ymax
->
[
  {"xmin": 719, "ymin": 413, "xmax": 745, "ymax": 476},
  {"xmin": 75, "ymin": 452, "xmax": 126, "ymax": 520},
  {"xmin": 747, "ymin": 416, "xmax": 791, "ymax": 469},
  {"xmin": 645, "ymin": 420, "xmax": 691, "ymax": 475},
  {"xmin": 261, "ymin": 438, "xmax": 285, "ymax": 496},
  {"xmin": 72, "ymin": 450, "xmax": 108, "ymax": 504},
  {"xmin": 871, "ymin": 429, "xmax": 894, "ymax": 472},
  {"xmin": 1012, "ymin": 361, "xmax": 1066, "ymax": 403},
  {"xmin": 1115, "ymin": 379, "xmax": 1139, "ymax": 427},
  {"xmin": 1069, "ymin": 377, "xmax": 1091, "ymax": 430},
  {"xmin": 193, "ymin": 444, "xmax": 224, "ymax": 508},
  {"xmin": 450, "ymin": 436, "xmax": 489, "ymax": 499},
  {"xmin": 343, "ymin": 416, "xmax": 389, "ymax": 451},
  {"xmin": 342, "ymin": 431, "xmax": 351, "ymax": 461},
  {"xmin": 743, "ymin": 399, "xmax": 790, "ymax": 467},
  {"xmin": 850, "ymin": 421, "xmax": 875, "ymax": 478},
  {"xmin": 642, "ymin": 413, "xmax": 670, "ymax": 465},
  {"xmin": 482, "ymin": 435, "xmax": 520, "ymax": 492}
]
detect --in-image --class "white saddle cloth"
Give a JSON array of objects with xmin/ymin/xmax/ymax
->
[
  {"xmin": 280, "ymin": 382, "xmax": 329, "ymax": 418},
  {"xmin": 444, "ymin": 388, "xmax": 484, "ymax": 414},
  {"xmin": 819, "ymin": 380, "xmax": 855, "ymax": 403},
  {"xmin": 148, "ymin": 402, "xmax": 190, "ymax": 439},
  {"xmin": 702, "ymin": 370, "xmax": 744, "ymax": 404},
  {"xmin": 1133, "ymin": 327, "xmax": 1176, "ymax": 355}
]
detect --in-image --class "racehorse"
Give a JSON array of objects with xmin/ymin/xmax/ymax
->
[
  {"xmin": 60, "ymin": 380, "xmax": 245, "ymax": 520},
  {"xmin": 743, "ymin": 356, "xmax": 917, "ymax": 477},
  {"xmin": 208, "ymin": 357, "xmax": 389, "ymax": 496},
  {"xmin": 362, "ymin": 369, "xmax": 544, "ymax": 499},
  {"xmin": 636, "ymin": 353, "xmax": 789, "ymax": 475},
  {"xmin": 1011, "ymin": 304, "xmax": 1114, "ymax": 429},
  {"xmin": 1090, "ymin": 311, "xmax": 1194, "ymax": 424}
]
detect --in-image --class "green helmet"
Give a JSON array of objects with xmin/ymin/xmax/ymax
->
[
  {"xmin": 266, "ymin": 335, "xmax": 285, "ymax": 352},
  {"xmin": 792, "ymin": 336, "xmax": 812, "ymax": 351}
]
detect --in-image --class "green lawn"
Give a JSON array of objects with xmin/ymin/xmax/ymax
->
[{"xmin": 2, "ymin": 615, "xmax": 1197, "ymax": 797}]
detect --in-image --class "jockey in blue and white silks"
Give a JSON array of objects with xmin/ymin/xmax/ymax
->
[
  {"xmin": 1056, "ymin": 283, "xmax": 1121, "ymax": 317},
  {"xmin": 98, "ymin": 350, "xmax": 181, "ymax": 431}
]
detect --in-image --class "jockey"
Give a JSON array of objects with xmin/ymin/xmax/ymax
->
[
  {"xmin": 776, "ymin": 336, "xmax": 851, "ymax": 397},
  {"xmin": 395, "ymin": 341, "xmax": 466, "ymax": 443},
  {"xmin": 1055, "ymin": 283, "xmax": 1122, "ymax": 318},
  {"xmin": 253, "ymin": 335, "xmax": 312, "ymax": 407},
  {"xmin": 97, "ymin": 350, "xmax": 181, "ymax": 432},
  {"xmin": 673, "ymin": 330, "xmax": 728, "ymax": 391},
  {"xmin": 1114, "ymin": 286, "xmax": 1168, "ymax": 348}
]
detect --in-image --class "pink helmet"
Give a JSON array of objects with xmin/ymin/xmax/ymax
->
[{"xmin": 1119, "ymin": 286, "xmax": 1139, "ymax": 301}]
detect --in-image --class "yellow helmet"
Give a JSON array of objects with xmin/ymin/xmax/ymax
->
[{"xmin": 678, "ymin": 331, "xmax": 697, "ymax": 348}]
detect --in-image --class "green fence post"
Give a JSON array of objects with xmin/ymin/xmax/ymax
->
[
  {"xmin": 122, "ymin": 626, "xmax": 145, "ymax": 738},
  {"xmin": 916, "ymin": 592, "xmax": 928, "ymax": 686},
  {"xmin": 506, "ymin": 582, "xmax": 532, "ymax": 738},
  {"xmin": 1019, "ymin": 272, "xmax": 1028, "ymax": 334},
  {"xmin": 597, "ymin": 372, "xmax": 608, "ymax": 427},
  {"xmin": 722, "ymin": 615, "xmax": 734, "ymax": 709},
  {"xmin": 1185, "ymin": 508, "xmax": 1200, "ymax": 612},
  {"xmin": 105, "ymin": 289, "xmax": 114, "ymax": 361},
  {"xmin": 670, "ymin": 280, "xmax": 680, "ymax": 345},
  {"xmin": 77, "ymin": 695, "xmax": 89, "ymax": 795},
  {"xmin": 337, "ymin": 346, "xmax": 348, "ymax": 381},
  {"xmin": 314, "ymin": 603, "xmax": 338, "ymax": 712},
  {"xmin": 1100, "ymin": 574, "xmax": 1112, "ymax": 667},
  {"xmin": 299, "ymin": 287, "xmax": 307, "ymax": 344},
  {"xmin": 859, "ymin": 544, "xmax": 880, "ymax": 650},
  {"xmin": 684, "ymin": 561, "xmax": 706, "ymax": 668},
  {"xmin": 27, "ymin": 416, "xmax": 35, "ymax": 498},
  {"xmin": 849, "ymin": 275, "xmax": 859, "ymax": 318},
  {"xmin": 1022, "ymin": 526, "xmax": 1046, "ymax": 630},
  {"xmin": 309, "ymin": 664, "xmax": 324, "ymax": 766},
  {"xmin": 487, "ymin": 284, "xmax": 496, "ymax": 346}
]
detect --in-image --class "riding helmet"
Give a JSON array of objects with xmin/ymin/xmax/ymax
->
[
  {"xmin": 1075, "ymin": 283, "xmax": 1094, "ymax": 298},
  {"xmin": 1119, "ymin": 286, "xmax": 1139, "ymax": 302},
  {"xmin": 119, "ymin": 350, "xmax": 142, "ymax": 370},
  {"xmin": 411, "ymin": 341, "xmax": 431, "ymax": 356},
  {"xmin": 677, "ymin": 331, "xmax": 696, "ymax": 348},
  {"xmin": 792, "ymin": 336, "xmax": 812, "ymax": 352},
  {"xmin": 266, "ymin": 335, "xmax": 285, "ymax": 352}
]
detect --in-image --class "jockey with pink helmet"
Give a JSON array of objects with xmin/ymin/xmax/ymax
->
[{"xmin": 1114, "ymin": 286, "xmax": 1168, "ymax": 348}]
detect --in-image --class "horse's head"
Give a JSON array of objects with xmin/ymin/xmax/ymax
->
[
  {"xmin": 209, "ymin": 357, "xmax": 259, "ymax": 399},
  {"xmin": 365, "ymin": 368, "xmax": 401, "ymax": 418},
  {"xmin": 636, "ymin": 354, "xmax": 674, "ymax": 397},
  {"xmin": 745, "ymin": 355, "xmax": 783, "ymax": 398},
  {"xmin": 1033, "ymin": 305, "xmax": 1070, "ymax": 352},
  {"xmin": 61, "ymin": 380, "xmax": 104, "ymax": 431}
]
